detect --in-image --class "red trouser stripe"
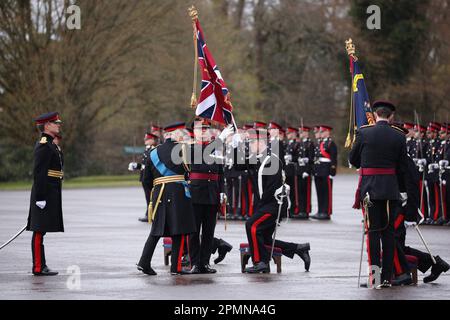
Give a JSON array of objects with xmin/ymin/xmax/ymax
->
[
  {"xmin": 248, "ymin": 181, "xmax": 254, "ymax": 217},
  {"xmin": 177, "ymin": 235, "xmax": 185, "ymax": 272},
  {"xmin": 294, "ymin": 176, "xmax": 299, "ymax": 214},
  {"xmin": 419, "ymin": 180, "xmax": 426, "ymax": 214},
  {"xmin": 327, "ymin": 177, "xmax": 332, "ymax": 216},
  {"xmin": 241, "ymin": 187, "xmax": 247, "ymax": 216},
  {"xmin": 33, "ymin": 233, "xmax": 42, "ymax": 273},
  {"xmin": 443, "ymin": 186, "xmax": 447, "ymax": 220},
  {"xmin": 434, "ymin": 184, "xmax": 439, "ymax": 221},
  {"xmin": 251, "ymin": 214, "xmax": 271, "ymax": 263},
  {"xmin": 306, "ymin": 176, "xmax": 311, "ymax": 213},
  {"xmin": 394, "ymin": 213, "xmax": 404, "ymax": 230}
]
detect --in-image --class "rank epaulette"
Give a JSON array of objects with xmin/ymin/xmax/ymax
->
[
  {"xmin": 359, "ymin": 124, "xmax": 374, "ymax": 129},
  {"xmin": 39, "ymin": 137, "xmax": 48, "ymax": 144}
]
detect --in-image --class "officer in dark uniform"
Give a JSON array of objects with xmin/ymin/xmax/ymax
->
[
  {"xmin": 129, "ymin": 132, "xmax": 158, "ymax": 222},
  {"xmin": 436, "ymin": 123, "xmax": 449, "ymax": 225},
  {"xmin": 349, "ymin": 101, "xmax": 409, "ymax": 289},
  {"xmin": 187, "ymin": 119, "xmax": 233, "ymax": 274},
  {"xmin": 425, "ymin": 122, "xmax": 442, "ymax": 224},
  {"xmin": 311, "ymin": 125, "xmax": 337, "ymax": 220},
  {"xmin": 137, "ymin": 122, "xmax": 197, "ymax": 276},
  {"xmin": 404, "ymin": 122, "xmax": 417, "ymax": 158},
  {"xmin": 413, "ymin": 124, "xmax": 429, "ymax": 220},
  {"xmin": 27, "ymin": 112, "xmax": 64, "ymax": 276},
  {"xmin": 296, "ymin": 126, "xmax": 315, "ymax": 219},
  {"xmin": 236, "ymin": 124, "xmax": 254, "ymax": 220},
  {"xmin": 284, "ymin": 127, "xmax": 300, "ymax": 217},
  {"xmin": 267, "ymin": 122, "xmax": 286, "ymax": 160}
]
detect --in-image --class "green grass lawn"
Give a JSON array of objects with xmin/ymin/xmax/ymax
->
[{"xmin": 0, "ymin": 175, "xmax": 141, "ymax": 191}]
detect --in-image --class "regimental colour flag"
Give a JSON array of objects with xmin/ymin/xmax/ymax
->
[{"xmin": 194, "ymin": 19, "xmax": 234, "ymax": 125}]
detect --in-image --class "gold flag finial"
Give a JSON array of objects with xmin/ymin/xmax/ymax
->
[
  {"xmin": 188, "ymin": 5, "xmax": 198, "ymax": 21},
  {"xmin": 346, "ymin": 38, "xmax": 358, "ymax": 60},
  {"xmin": 345, "ymin": 38, "xmax": 355, "ymax": 56}
]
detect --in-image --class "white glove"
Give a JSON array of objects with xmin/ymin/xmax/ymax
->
[
  {"xmin": 218, "ymin": 125, "xmax": 235, "ymax": 142},
  {"xmin": 220, "ymin": 193, "xmax": 227, "ymax": 204},
  {"xmin": 400, "ymin": 192, "xmax": 408, "ymax": 206},
  {"xmin": 284, "ymin": 155, "xmax": 292, "ymax": 163},
  {"xmin": 302, "ymin": 158, "xmax": 309, "ymax": 164},
  {"xmin": 274, "ymin": 184, "xmax": 290, "ymax": 204},
  {"xmin": 443, "ymin": 180, "xmax": 447, "ymax": 186},
  {"xmin": 439, "ymin": 160, "xmax": 449, "ymax": 169},
  {"xmin": 302, "ymin": 172, "xmax": 309, "ymax": 179},
  {"xmin": 128, "ymin": 162, "xmax": 138, "ymax": 171},
  {"xmin": 329, "ymin": 175, "xmax": 334, "ymax": 180},
  {"xmin": 428, "ymin": 163, "xmax": 439, "ymax": 173},
  {"xmin": 418, "ymin": 159, "xmax": 427, "ymax": 166},
  {"xmin": 36, "ymin": 201, "xmax": 46, "ymax": 209},
  {"xmin": 404, "ymin": 221, "xmax": 417, "ymax": 229},
  {"xmin": 231, "ymin": 133, "xmax": 243, "ymax": 148}
]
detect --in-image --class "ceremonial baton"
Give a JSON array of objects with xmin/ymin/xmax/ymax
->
[{"xmin": 0, "ymin": 225, "xmax": 27, "ymax": 251}]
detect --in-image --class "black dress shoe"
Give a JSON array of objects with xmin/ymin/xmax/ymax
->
[
  {"xmin": 171, "ymin": 268, "xmax": 192, "ymax": 275},
  {"xmin": 375, "ymin": 280, "xmax": 392, "ymax": 289},
  {"xmin": 310, "ymin": 213, "xmax": 319, "ymax": 220},
  {"xmin": 214, "ymin": 240, "xmax": 233, "ymax": 264},
  {"xmin": 244, "ymin": 261, "xmax": 270, "ymax": 274},
  {"xmin": 201, "ymin": 265, "xmax": 217, "ymax": 274},
  {"xmin": 319, "ymin": 213, "xmax": 331, "ymax": 220},
  {"xmin": 435, "ymin": 217, "xmax": 446, "ymax": 226},
  {"xmin": 296, "ymin": 243, "xmax": 311, "ymax": 271},
  {"xmin": 297, "ymin": 212, "xmax": 309, "ymax": 220},
  {"xmin": 188, "ymin": 265, "xmax": 202, "ymax": 274},
  {"xmin": 138, "ymin": 216, "xmax": 148, "ymax": 223},
  {"xmin": 137, "ymin": 264, "xmax": 157, "ymax": 276},
  {"xmin": 392, "ymin": 273, "xmax": 413, "ymax": 286},
  {"xmin": 33, "ymin": 266, "xmax": 58, "ymax": 276},
  {"xmin": 424, "ymin": 256, "xmax": 450, "ymax": 283}
]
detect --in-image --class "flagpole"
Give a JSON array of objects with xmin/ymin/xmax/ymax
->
[
  {"xmin": 345, "ymin": 39, "xmax": 357, "ymax": 148},
  {"xmin": 189, "ymin": 6, "xmax": 199, "ymax": 110}
]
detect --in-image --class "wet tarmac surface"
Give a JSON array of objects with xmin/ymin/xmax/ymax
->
[{"xmin": 1, "ymin": 175, "xmax": 449, "ymax": 300}]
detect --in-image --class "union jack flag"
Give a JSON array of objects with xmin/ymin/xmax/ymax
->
[{"xmin": 195, "ymin": 19, "xmax": 234, "ymax": 125}]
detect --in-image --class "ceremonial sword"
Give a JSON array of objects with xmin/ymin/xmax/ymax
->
[
  {"xmin": 271, "ymin": 184, "xmax": 288, "ymax": 259},
  {"xmin": 0, "ymin": 225, "xmax": 27, "ymax": 251},
  {"xmin": 415, "ymin": 209, "xmax": 437, "ymax": 265}
]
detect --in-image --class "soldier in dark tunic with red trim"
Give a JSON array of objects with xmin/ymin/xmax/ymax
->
[
  {"xmin": 413, "ymin": 124, "xmax": 429, "ymax": 221},
  {"xmin": 27, "ymin": 112, "xmax": 64, "ymax": 276},
  {"xmin": 296, "ymin": 126, "xmax": 315, "ymax": 219},
  {"xmin": 284, "ymin": 127, "xmax": 300, "ymax": 217},
  {"xmin": 187, "ymin": 119, "xmax": 233, "ymax": 274},
  {"xmin": 137, "ymin": 122, "xmax": 197, "ymax": 276},
  {"xmin": 425, "ymin": 122, "xmax": 443, "ymax": 224},
  {"xmin": 349, "ymin": 101, "xmax": 409, "ymax": 289},
  {"xmin": 311, "ymin": 125, "xmax": 337, "ymax": 220}
]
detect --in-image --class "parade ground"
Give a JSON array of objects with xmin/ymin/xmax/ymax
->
[{"xmin": 1, "ymin": 174, "xmax": 449, "ymax": 300}]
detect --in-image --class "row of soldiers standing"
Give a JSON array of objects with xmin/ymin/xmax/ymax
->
[
  {"xmin": 223, "ymin": 122, "xmax": 338, "ymax": 221},
  {"xmin": 403, "ymin": 122, "xmax": 450, "ymax": 226}
]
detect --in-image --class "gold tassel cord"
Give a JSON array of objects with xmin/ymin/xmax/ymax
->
[
  {"xmin": 189, "ymin": 6, "xmax": 199, "ymax": 109},
  {"xmin": 345, "ymin": 38, "xmax": 358, "ymax": 149}
]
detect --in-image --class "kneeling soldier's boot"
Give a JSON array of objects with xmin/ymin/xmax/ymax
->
[{"xmin": 424, "ymin": 256, "xmax": 450, "ymax": 283}]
